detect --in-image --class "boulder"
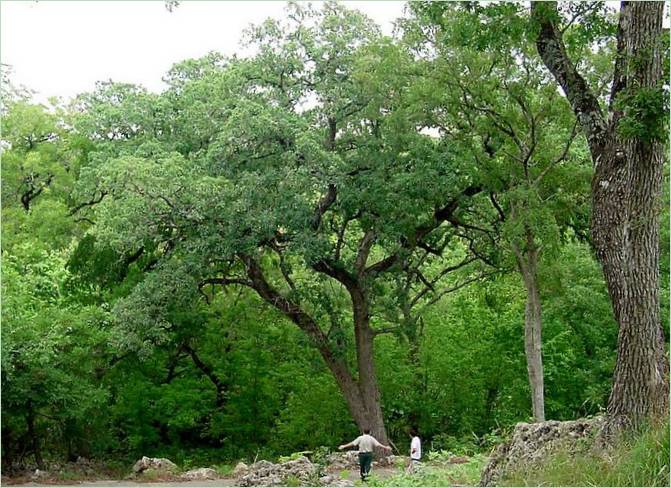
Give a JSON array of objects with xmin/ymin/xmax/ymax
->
[
  {"xmin": 132, "ymin": 456, "xmax": 178, "ymax": 475},
  {"xmin": 237, "ymin": 456, "xmax": 319, "ymax": 486},
  {"xmin": 479, "ymin": 417, "xmax": 603, "ymax": 486}
]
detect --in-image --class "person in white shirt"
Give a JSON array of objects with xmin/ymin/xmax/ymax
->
[
  {"xmin": 407, "ymin": 428, "xmax": 421, "ymax": 473},
  {"xmin": 338, "ymin": 428, "xmax": 392, "ymax": 481}
]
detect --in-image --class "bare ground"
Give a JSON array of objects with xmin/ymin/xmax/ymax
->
[{"xmin": 4, "ymin": 466, "xmax": 401, "ymax": 487}]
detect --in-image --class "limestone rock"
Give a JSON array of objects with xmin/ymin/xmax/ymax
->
[
  {"xmin": 132, "ymin": 456, "xmax": 178, "ymax": 475},
  {"xmin": 479, "ymin": 417, "xmax": 603, "ymax": 486},
  {"xmin": 181, "ymin": 467, "xmax": 218, "ymax": 480}
]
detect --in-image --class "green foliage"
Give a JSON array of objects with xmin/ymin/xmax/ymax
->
[
  {"xmin": 1, "ymin": 2, "xmax": 667, "ymax": 480},
  {"xmin": 615, "ymin": 85, "xmax": 669, "ymax": 143}
]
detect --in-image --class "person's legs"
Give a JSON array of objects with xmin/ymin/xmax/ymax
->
[
  {"xmin": 364, "ymin": 453, "xmax": 373, "ymax": 478},
  {"xmin": 359, "ymin": 452, "xmax": 373, "ymax": 481}
]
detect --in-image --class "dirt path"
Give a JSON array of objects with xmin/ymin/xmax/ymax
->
[{"xmin": 6, "ymin": 467, "xmax": 402, "ymax": 487}]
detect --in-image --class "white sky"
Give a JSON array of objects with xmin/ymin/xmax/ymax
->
[{"xmin": 1, "ymin": 1, "xmax": 407, "ymax": 103}]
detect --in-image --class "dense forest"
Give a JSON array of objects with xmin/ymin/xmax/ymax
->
[{"xmin": 1, "ymin": 1, "xmax": 669, "ymax": 484}]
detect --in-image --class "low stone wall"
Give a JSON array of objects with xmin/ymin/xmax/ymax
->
[{"xmin": 479, "ymin": 417, "xmax": 603, "ymax": 486}]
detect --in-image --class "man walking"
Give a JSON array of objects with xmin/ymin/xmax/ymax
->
[{"xmin": 338, "ymin": 428, "xmax": 392, "ymax": 482}]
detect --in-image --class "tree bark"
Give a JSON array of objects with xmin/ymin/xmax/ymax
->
[
  {"xmin": 351, "ymin": 285, "xmax": 388, "ymax": 444},
  {"xmin": 513, "ymin": 232, "xmax": 545, "ymax": 423},
  {"xmin": 532, "ymin": 1, "xmax": 669, "ymax": 430}
]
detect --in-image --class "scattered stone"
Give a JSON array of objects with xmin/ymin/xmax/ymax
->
[
  {"xmin": 237, "ymin": 456, "xmax": 319, "ymax": 486},
  {"xmin": 319, "ymin": 474, "xmax": 355, "ymax": 487},
  {"xmin": 181, "ymin": 467, "xmax": 218, "ymax": 480},
  {"xmin": 479, "ymin": 417, "xmax": 603, "ymax": 486},
  {"xmin": 132, "ymin": 456, "xmax": 178, "ymax": 475}
]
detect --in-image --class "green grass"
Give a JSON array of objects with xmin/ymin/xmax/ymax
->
[
  {"xmin": 213, "ymin": 463, "xmax": 234, "ymax": 476},
  {"xmin": 285, "ymin": 474, "xmax": 302, "ymax": 486},
  {"xmin": 502, "ymin": 421, "xmax": 670, "ymax": 487},
  {"xmin": 366, "ymin": 454, "xmax": 487, "ymax": 487}
]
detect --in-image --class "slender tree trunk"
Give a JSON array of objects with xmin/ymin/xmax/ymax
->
[
  {"xmin": 532, "ymin": 1, "xmax": 669, "ymax": 431},
  {"xmin": 26, "ymin": 402, "xmax": 44, "ymax": 470},
  {"xmin": 513, "ymin": 234, "xmax": 545, "ymax": 423},
  {"xmin": 405, "ymin": 315, "xmax": 425, "ymax": 429}
]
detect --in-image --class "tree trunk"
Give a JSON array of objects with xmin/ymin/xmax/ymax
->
[
  {"xmin": 26, "ymin": 402, "xmax": 44, "ymax": 470},
  {"xmin": 591, "ymin": 1, "xmax": 668, "ymax": 431},
  {"xmin": 532, "ymin": 0, "xmax": 669, "ymax": 431},
  {"xmin": 513, "ymin": 233, "xmax": 545, "ymax": 423},
  {"xmin": 352, "ymin": 285, "xmax": 388, "ymax": 444}
]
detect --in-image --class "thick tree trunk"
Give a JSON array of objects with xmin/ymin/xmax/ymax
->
[
  {"xmin": 592, "ymin": 1, "xmax": 669, "ymax": 430},
  {"xmin": 352, "ymin": 285, "xmax": 388, "ymax": 444},
  {"xmin": 532, "ymin": 0, "xmax": 669, "ymax": 431},
  {"xmin": 513, "ymin": 234, "xmax": 545, "ymax": 423},
  {"xmin": 593, "ymin": 140, "xmax": 668, "ymax": 430}
]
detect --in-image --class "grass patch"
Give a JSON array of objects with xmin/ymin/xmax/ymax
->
[
  {"xmin": 213, "ymin": 463, "xmax": 234, "ymax": 476},
  {"xmin": 502, "ymin": 421, "xmax": 670, "ymax": 487},
  {"xmin": 366, "ymin": 454, "xmax": 486, "ymax": 487}
]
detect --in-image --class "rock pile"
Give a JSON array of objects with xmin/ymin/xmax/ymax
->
[
  {"xmin": 237, "ymin": 456, "xmax": 319, "ymax": 486},
  {"xmin": 324, "ymin": 451, "xmax": 359, "ymax": 470},
  {"xmin": 479, "ymin": 417, "xmax": 603, "ymax": 486}
]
